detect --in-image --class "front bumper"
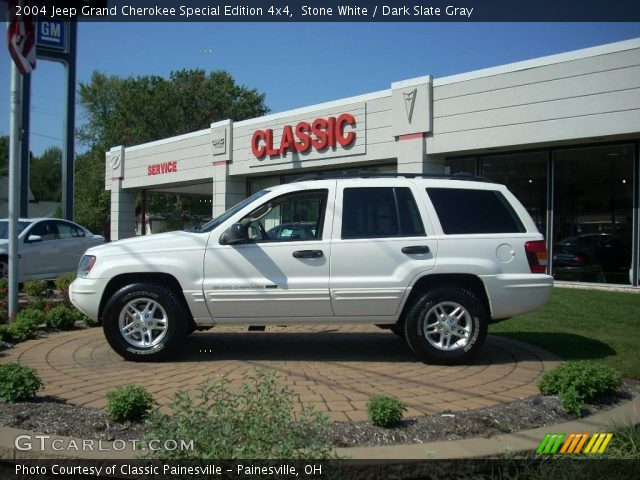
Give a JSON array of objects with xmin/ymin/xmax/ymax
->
[
  {"xmin": 481, "ymin": 274, "xmax": 554, "ymax": 320},
  {"xmin": 69, "ymin": 277, "xmax": 109, "ymax": 322}
]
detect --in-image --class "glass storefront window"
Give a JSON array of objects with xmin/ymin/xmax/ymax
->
[
  {"xmin": 481, "ymin": 152, "xmax": 548, "ymax": 234},
  {"xmin": 553, "ymin": 145, "xmax": 634, "ymax": 285},
  {"xmin": 445, "ymin": 157, "xmax": 477, "ymax": 176}
]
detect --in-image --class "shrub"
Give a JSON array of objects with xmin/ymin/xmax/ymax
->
[
  {"xmin": 144, "ymin": 369, "xmax": 336, "ymax": 459},
  {"xmin": 106, "ymin": 384, "xmax": 155, "ymax": 422},
  {"xmin": 539, "ymin": 361, "xmax": 622, "ymax": 417},
  {"xmin": 6, "ymin": 314, "xmax": 38, "ymax": 343},
  {"xmin": 366, "ymin": 395, "xmax": 406, "ymax": 428},
  {"xmin": 0, "ymin": 278, "xmax": 7, "ymax": 299},
  {"xmin": 16, "ymin": 309, "xmax": 46, "ymax": 329},
  {"xmin": 46, "ymin": 305, "xmax": 78, "ymax": 330},
  {"xmin": 0, "ymin": 324, "xmax": 10, "ymax": 342},
  {"xmin": 0, "ymin": 363, "xmax": 42, "ymax": 402},
  {"xmin": 55, "ymin": 273, "xmax": 76, "ymax": 304},
  {"xmin": 23, "ymin": 279, "xmax": 48, "ymax": 298}
]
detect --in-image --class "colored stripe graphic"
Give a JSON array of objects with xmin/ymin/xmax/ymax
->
[
  {"xmin": 562, "ymin": 433, "xmax": 589, "ymax": 453},
  {"xmin": 584, "ymin": 433, "xmax": 613, "ymax": 454},
  {"xmin": 539, "ymin": 432, "xmax": 614, "ymax": 455},
  {"xmin": 537, "ymin": 433, "xmax": 565, "ymax": 454}
]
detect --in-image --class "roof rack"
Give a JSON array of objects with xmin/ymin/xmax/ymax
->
[{"xmin": 293, "ymin": 170, "xmax": 495, "ymax": 183}]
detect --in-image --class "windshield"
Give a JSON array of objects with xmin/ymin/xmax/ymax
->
[
  {"xmin": 0, "ymin": 220, "xmax": 31, "ymax": 239},
  {"xmin": 197, "ymin": 190, "xmax": 270, "ymax": 233}
]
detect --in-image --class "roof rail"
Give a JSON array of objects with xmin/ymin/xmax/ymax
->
[{"xmin": 293, "ymin": 170, "xmax": 495, "ymax": 183}]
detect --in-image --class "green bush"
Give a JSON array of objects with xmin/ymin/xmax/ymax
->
[
  {"xmin": 23, "ymin": 280, "xmax": 48, "ymax": 298},
  {"xmin": 46, "ymin": 305, "xmax": 78, "ymax": 330},
  {"xmin": 144, "ymin": 369, "xmax": 336, "ymax": 459},
  {"xmin": 0, "ymin": 363, "xmax": 42, "ymax": 402},
  {"xmin": 55, "ymin": 273, "xmax": 76, "ymax": 304},
  {"xmin": 16, "ymin": 309, "xmax": 46, "ymax": 329},
  {"xmin": 366, "ymin": 395, "xmax": 406, "ymax": 428},
  {"xmin": 539, "ymin": 361, "xmax": 622, "ymax": 417},
  {"xmin": 0, "ymin": 279, "xmax": 8, "ymax": 323},
  {"xmin": 5, "ymin": 320, "xmax": 37, "ymax": 342},
  {"xmin": 0, "ymin": 324, "xmax": 10, "ymax": 342},
  {"xmin": 106, "ymin": 384, "xmax": 155, "ymax": 422},
  {"xmin": 0, "ymin": 278, "xmax": 7, "ymax": 299}
]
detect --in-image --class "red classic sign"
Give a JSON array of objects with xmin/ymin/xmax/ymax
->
[{"xmin": 251, "ymin": 113, "xmax": 356, "ymax": 159}]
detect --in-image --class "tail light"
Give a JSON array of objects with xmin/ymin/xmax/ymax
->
[{"xmin": 525, "ymin": 241, "xmax": 548, "ymax": 273}]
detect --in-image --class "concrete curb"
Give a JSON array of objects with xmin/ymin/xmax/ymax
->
[
  {"xmin": 0, "ymin": 396, "xmax": 638, "ymax": 461},
  {"xmin": 337, "ymin": 395, "xmax": 640, "ymax": 459}
]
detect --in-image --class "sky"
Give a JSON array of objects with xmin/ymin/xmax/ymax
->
[{"xmin": 1, "ymin": 21, "xmax": 639, "ymax": 156}]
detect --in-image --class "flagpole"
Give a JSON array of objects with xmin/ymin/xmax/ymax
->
[{"xmin": 8, "ymin": 60, "xmax": 22, "ymax": 318}]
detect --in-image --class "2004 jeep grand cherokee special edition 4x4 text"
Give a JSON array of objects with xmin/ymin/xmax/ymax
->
[{"xmin": 70, "ymin": 174, "xmax": 553, "ymax": 364}]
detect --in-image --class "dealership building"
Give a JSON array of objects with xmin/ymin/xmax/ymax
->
[{"xmin": 105, "ymin": 38, "xmax": 640, "ymax": 286}]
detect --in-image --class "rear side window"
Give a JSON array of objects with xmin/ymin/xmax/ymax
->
[
  {"xmin": 426, "ymin": 188, "xmax": 525, "ymax": 234},
  {"xmin": 342, "ymin": 187, "xmax": 425, "ymax": 239}
]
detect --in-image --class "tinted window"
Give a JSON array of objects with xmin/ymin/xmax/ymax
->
[
  {"xmin": 29, "ymin": 221, "xmax": 58, "ymax": 241},
  {"xmin": 53, "ymin": 221, "xmax": 85, "ymax": 239},
  {"xmin": 427, "ymin": 188, "xmax": 525, "ymax": 234},
  {"xmin": 342, "ymin": 187, "xmax": 425, "ymax": 239},
  {"xmin": 397, "ymin": 188, "xmax": 425, "ymax": 236}
]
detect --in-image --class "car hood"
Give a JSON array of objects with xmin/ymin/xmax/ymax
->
[{"xmin": 85, "ymin": 231, "xmax": 208, "ymax": 256}]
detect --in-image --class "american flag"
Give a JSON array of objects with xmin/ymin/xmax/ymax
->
[{"xmin": 6, "ymin": 0, "xmax": 36, "ymax": 74}]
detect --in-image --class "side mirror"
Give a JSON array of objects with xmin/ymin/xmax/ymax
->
[
  {"xmin": 226, "ymin": 223, "xmax": 248, "ymax": 245},
  {"xmin": 27, "ymin": 234, "xmax": 42, "ymax": 243}
]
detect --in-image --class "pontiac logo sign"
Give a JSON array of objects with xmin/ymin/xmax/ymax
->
[{"xmin": 404, "ymin": 88, "xmax": 417, "ymax": 123}]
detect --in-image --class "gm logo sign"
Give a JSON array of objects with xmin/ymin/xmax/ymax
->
[{"xmin": 36, "ymin": 19, "xmax": 67, "ymax": 52}]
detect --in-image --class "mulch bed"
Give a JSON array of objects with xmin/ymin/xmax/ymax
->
[{"xmin": 1, "ymin": 380, "xmax": 638, "ymax": 448}]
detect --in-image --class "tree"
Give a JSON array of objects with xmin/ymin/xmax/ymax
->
[
  {"xmin": 75, "ymin": 69, "xmax": 269, "ymax": 235},
  {"xmin": 29, "ymin": 146, "xmax": 61, "ymax": 202}
]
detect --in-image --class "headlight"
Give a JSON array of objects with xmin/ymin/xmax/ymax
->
[{"xmin": 77, "ymin": 255, "xmax": 96, "ymax": 278}]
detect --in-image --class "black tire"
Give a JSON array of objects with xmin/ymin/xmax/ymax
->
[
  {"xmin": 102, "ymin": 283, "xmax": 187, "ymax": 361},
  {"xmin": 404, "ymin": 287, "xmax": 488, "ymax": 365}
]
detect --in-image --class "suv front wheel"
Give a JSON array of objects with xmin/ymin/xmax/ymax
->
[
  {"xmin": 404, "ymin": 287, "xmax": 488, "ymax": 365},
  {"xmin": 102, "ymin": 283, "xmax": 187, "ymax": 361}
]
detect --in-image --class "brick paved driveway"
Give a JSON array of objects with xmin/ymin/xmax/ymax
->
[{"xmin": 1, "ymin": 326, "xmax": 561, "ymax": 422}]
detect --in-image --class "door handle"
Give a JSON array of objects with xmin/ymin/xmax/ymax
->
[
  {"xmin": 401, "ymin": 245, "xmax": 430, "ymax": 255},
  {"xmin": 293, "ymin": 250, "xmax": 324, "ymax": 259}
]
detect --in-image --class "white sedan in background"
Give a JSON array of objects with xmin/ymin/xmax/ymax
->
[{"xmin": 0, "ymin": 218, "xmax": 104, "ymax": 282}]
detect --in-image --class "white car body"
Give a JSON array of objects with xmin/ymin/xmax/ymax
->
[
  {"xmin": 0, "ymin": 218, "xmax": 104, "ymax": 282},
  {"xmin": 70, "ymin": 177, "xmax": 553, "ymax": 362}
]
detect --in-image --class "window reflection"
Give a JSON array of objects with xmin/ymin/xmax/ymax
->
[
  {"xmin": 481, "ymin": 152, "xmax": 548, "ymax": 234},
  {"xmin": 553, "ymin": 145, "xmax": 633, "ymax": 285}
]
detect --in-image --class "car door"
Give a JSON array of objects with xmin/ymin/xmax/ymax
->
[
  {"xmin": 20, "ymin": 220, "xmax": 61, "ymax": 279},
  {"xmin": 330, "ymin": 181, "xmax": 437, "ymax": 318},
  {"xmin": 203, "ymin": 186, "xmax": 334, "ymax": 321},
  {"xmin": 53, "ymin": 221, "xmax": 89, "ymax": 275}
]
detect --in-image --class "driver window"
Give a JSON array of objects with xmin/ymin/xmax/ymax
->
[
  {"xmin": 240, "ymin": 189, "xmax": 328, "ymax": 242},
  {"xmin": 28, "ymin": 221, "xmax": 58, "ymax": 241}
]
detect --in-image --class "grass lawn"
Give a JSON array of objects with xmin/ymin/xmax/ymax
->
[{"xmin": 490, "ymin": 287, "xmax": 640, "ymax": 379}]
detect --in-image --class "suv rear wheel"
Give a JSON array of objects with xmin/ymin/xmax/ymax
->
[
  {"xmin": 404, "ymin": 287, "xmax": 488, "ymax": 364},
  {"xmin": 102, "ymin": 283, "xmax": 187, "ymax": 361}
]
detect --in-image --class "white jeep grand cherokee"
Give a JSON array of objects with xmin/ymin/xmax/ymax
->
[{"xmin": 70, "ymin": 175, "xmax": 553, "ymax": 364}]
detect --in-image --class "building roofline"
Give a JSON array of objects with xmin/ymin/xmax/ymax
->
[
  {"xmin": 118, "ymin": 37, "xmax": 640, "ymax": 154},
  {"xmin": 432, "ymin": 37, "xmax": 640, "ymax": 86}
]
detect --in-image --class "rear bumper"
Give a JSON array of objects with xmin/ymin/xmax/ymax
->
[
  {"xmin": 69, "ymin": 277, "xmax": 109, "ymax": 322},
  {"xmin": 480, "ymin": 274, "xmax": 554, "ymax": 320}
]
